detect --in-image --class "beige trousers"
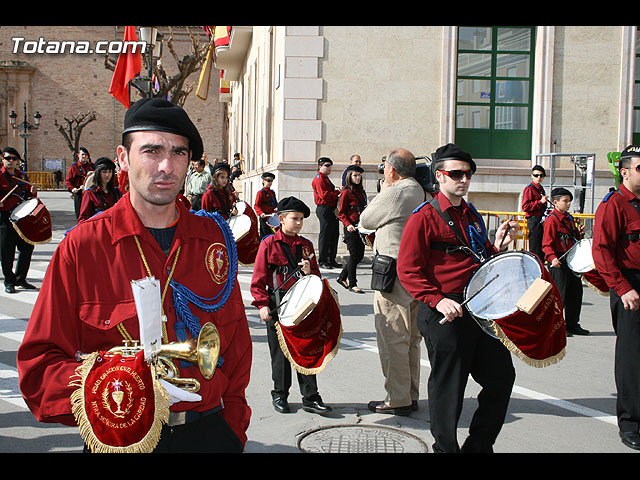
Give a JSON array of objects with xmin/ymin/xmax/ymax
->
[{"xmin": 373, "ymin": 292, "xmax": 422, "ymax": 407}]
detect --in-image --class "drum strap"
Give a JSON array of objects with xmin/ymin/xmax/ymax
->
[
  {"xmin": 428, "ymin": 198, "xmax": 485, "ymax": 262},
  {"xmin": 271, "ymin": 241, "xmax": 302, "ymax": 308}
]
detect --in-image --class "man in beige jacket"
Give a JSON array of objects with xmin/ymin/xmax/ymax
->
[{"xmin": 360, "ymin": 148, "xmax": 426, "ymax": 415}]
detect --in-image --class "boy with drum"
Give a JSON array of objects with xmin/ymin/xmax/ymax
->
[
  {"xmin": 250, "ymin": 196, "xmax": 332, "ymax": 415},
  {"xmin": 542, "ymin": 187, "xmax": 589, "ymax": 336}
]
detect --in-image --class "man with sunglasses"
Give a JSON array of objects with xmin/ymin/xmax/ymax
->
[
  {"xmin": 0, "ymin": 147, "xmax": 38, "ymax": 293},
  {"xmin": 397, "ymin": 143, "xmax": 517, "ymax": 453},
  {"xmin": 593, "ymin": 144, "xmax": 640, "ymax": 450},
  {"xmin": 521, "ymin": 165, "xmax": 549, "ymax": 261}
]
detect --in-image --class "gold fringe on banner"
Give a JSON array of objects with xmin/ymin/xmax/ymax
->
[
  {"xmin": 275, "ymin": 285, "xmax": 343, "ymax": 375},
  {"xmin": 69, "ymin": 352, "xmax": 171, "ymax": 453}
]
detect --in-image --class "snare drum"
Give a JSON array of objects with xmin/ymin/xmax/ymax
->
[
  {"xmin": 564, "ymin": 239, "xmax": 595, "ymax": 274},
  {"xmin": 278, "ymin": 275, "xmax": 324, "ymax": 327},
  {"xmin": 10, "ymin": 198, "xmax": 52, "ymax": 245},
  {"xmin": 463, "ymin": 251, "xmax": 566, "ymax": 367},
  {"xmin": 228, "ymin": 214, "xmax": 252, "ymax": 242},
  {"xmin": 266, "ymin": 214, "xmax": 280, "ymax": 232},
  {"xmin": 228, "ymin": 201, "xmax": 260, "ymax": 265},
  {"xmin": 275, "ymin": 275, "xmax": 342, "ymax": 374}
]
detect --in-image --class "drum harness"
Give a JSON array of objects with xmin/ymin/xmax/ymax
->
[
  {"xmin": 425, "ymin": 197, "xmax": 487, "ymax": 264},
  {"xmin": 269, "ymin": 241, "xmax": 304, "ymax": 312}
]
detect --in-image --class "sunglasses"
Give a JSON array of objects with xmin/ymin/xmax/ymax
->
[
  {"xmin": 532, "ymin": 173, "xmax": 545, "ymax": 178},
  {"xmin": 439, "ymin": 169, "xmax": 473, "ymax": 181},
  {"xmin": 623, "ymin": 164, "xmax": 640, "ymax": 173},
  {"xmin": 3, "ymin": 156, "xmax": 18, "ymax": 161}
]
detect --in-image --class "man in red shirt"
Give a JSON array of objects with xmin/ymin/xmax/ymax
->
[
  {"xmin": 17, "ymin": 98, "xmax": 252, "ymax": 453},
  {"xmin": 64, "ymin": 147, "xmax": 95, "ymax": 220},
  {"xmin": 0, "ymin": 147, "xmax": 38, "ymax": 293},
  {"xmin": 250, "ymin": 196, "xmax": 331, "ymax": 415},
  {"xmin": 593, "ymin": 144, "xmax": 640, "ymax": 450},
  {"xmin": 521, "ymin": 165, "xmax": 549, "ymax": 261},
  {"xmin": 397, "ymin": 143, "xmax": 517, "ymax": 453},
  {"xmin": 312, "ymin": 157, "xmax": 340, "ymax": 269}
]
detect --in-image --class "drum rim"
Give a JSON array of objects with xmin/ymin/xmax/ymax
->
[
  {"xmin": 10, "ymin": 197, "xmax": 39, "ymax": 220},
  {"xmin": 463, "ymin": 250, "xmax": 543, "ymax": 321}
]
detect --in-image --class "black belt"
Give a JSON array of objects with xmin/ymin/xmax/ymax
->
[{"xmin": 167, "ymin": 404, "xmax": 223, "ymax": 427}]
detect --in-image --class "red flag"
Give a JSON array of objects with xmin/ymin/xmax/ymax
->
[{"xmin": 109, "ymin": 26, "xmax": 142, "ymax": 108}]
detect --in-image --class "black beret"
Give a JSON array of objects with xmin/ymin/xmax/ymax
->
[
  {"xmin": 261, "ymin": 172, "xmax": 275, "ymax": 180},
  {"xmin": 433, "ymin": 143, "xmax": 476, "ymax": 173},
  {"xmin": 94, "ymin": 157, "xmax": 116, "ymax": 171},
  {"xmin": 211, "ymin": 162, "xmax": 231, "ymax": 175},
  {"xmin": 277, "ymin": 196, "xmax": 310, "ymax": 218},
  {"xmin": 123, "ymin": 98, "xmax": 204, "ymax": 162},
  {"xmin": 318, "ymin": 157, "xmax": 333, "ymax": 166},
  {"xmin": 532, "ymin": 164, "xmax": 546, "ymax": 175},
  {"xmin": 345, "ymin": 164, "xmax": 364, "ymax": 174},
  {"xmin": 2, "ymin": 147, "xmax": 22, "ymax": 160},
  {"xmin": 551, "ymin": 187, "xmax": 573, "ymax": 200},
  {"xmin": 621, "ymin": 145, "xmax": 640, "ymax": 160}
]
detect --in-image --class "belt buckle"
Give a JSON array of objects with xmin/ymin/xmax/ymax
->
[{"xmin": 167, "ymin": 411, "xmax": 187, "ymax": 427}]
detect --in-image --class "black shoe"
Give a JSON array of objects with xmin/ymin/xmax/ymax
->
[
  {"xmin": 16, "ymin": 281, "xmax": 36, "ymax": 290},
  {"xmin": 302, "ymin": 399, "xmax": 332, "ymax": 414},
  {"xmin": 367, "ymin": 400, "xmax": 411, "ymax": 416},
  {"xmin": 567, "ymin": 325, "xmax": 590, "ymax": 336},
  {"xmin": 272, "ymin": 397, "xmax": 290, "ymax": 413},
  {"xmin": 4, "ymin": 284, "xmax": 16, "ymax": 294},
  {"xmin": 329, "ymin": 260, "xmax": 341, "ymax": 268},
  {"xmin": 336, "ymin": 278, "xmax": 349, "ymax": 290},
  {"xmin": 319, "ymin": 263, "xmax": 333, "ymax": 270},
  {"xmin": 620, "ymin": 430, "xmax": 640, "ymax": 450}
]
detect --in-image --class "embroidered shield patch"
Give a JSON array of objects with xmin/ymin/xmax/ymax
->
[{"xmin": 205, "ymin": 242, "xmax": 229, "ymax": 285}]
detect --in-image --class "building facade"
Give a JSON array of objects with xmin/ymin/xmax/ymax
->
[{"xmin": 216, "ymin": 26, "xmax": 638, "ymax": 247}]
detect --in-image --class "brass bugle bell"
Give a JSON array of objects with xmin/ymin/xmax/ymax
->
[{"xmin": 76, "ymin": 322, "xmax": 221, "ymax": 394}]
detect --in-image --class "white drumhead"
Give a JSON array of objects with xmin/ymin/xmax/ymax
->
[
  {"xmin": 279, "ymin": 275, "xmax": 323, "ymax": 327},
  {"xmin": 10, "ymin": 198, "xmax": 38, "ymax": 221},
  {"xmin": 465, "ymin": 251, "xmax": 542, "ymax": 320},
  {"xmin": 235, "ymin": 201, "xmax": 246, "ymax": 215},
  {"xmin": 357, "ymin": 224, "xmax": 375, "ymax": 235},
  {"xmin": 228, "ymin": 214, "xmax": 252, "ymax": 241},
  {"xmin": 565, "ymin": 239, "xmax": 594, "ymax": 274}
]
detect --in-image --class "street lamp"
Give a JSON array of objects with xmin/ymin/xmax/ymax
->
[
  {"xmin": 9, "ymin": 102, "xmax": 41, "ymax": 171},
  {"xmin": 139, "ymin": 26, "xmax": 158, "ymax": 98}
]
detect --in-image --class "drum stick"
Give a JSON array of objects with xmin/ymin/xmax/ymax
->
[
  {"xmin": 438, "ymin": 274, "xmax": 500, "ymax": 325},
  {"xmin": 0, "ymin": 185, "xmax": 19, "ymax": 204},
  {"xmin": 498, "ymin": 217, "xmax": 514, "ymax": 251},
  {"xmin": 268, "ymin": 299, "xmax": 288, "ymax": 316}
]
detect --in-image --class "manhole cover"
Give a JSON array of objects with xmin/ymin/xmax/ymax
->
[{"xmin": 297, "ymin": 424, "xmax": 429, "ymax": 453}]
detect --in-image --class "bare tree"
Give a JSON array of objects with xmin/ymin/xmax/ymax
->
[
  {"xmin": 54, "ymin": 111, "xmax": 97, "ymax": 157},
  {"xmin": 104, "ymin": 26, "xmax": 213, "ymax": 107}
]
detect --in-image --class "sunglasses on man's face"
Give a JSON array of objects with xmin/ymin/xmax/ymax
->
[
  {"xmin": 532, "ymin": 173, "xmax": 545, "ymax": 178},
  {"xmin": 439, "ymin": 169, "xmax": 473, "ymax": 181},
  {"xmin": 3, "ymin": 156, "xmax": 18, "ymax": 161}
]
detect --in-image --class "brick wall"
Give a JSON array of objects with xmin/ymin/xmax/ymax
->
[{"xmin": 0, "ymin": 26, "xmax": 226, "ymax": 174}]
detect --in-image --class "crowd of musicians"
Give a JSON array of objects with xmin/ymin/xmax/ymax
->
[{"xmin": 2, "ymin": 97, "xmax": 640, "ymax": 453}]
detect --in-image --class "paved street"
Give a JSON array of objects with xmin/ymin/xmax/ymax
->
[{"xmin": 0, "ymin": 191, "xmax": 637, "ymax": 453}]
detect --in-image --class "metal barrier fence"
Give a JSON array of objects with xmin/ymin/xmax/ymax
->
[
  {"xmin": 477, "ymin": 210, "xmax": 595, "ymax": 251},
  {"xmin": 25, "ymin": 172, "xmax": 57, "ymax": 191}
]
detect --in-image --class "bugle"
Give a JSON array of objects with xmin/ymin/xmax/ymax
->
[{"xmin": 76, "ymin": 322, "xmax": 220, "ymax": 393}]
